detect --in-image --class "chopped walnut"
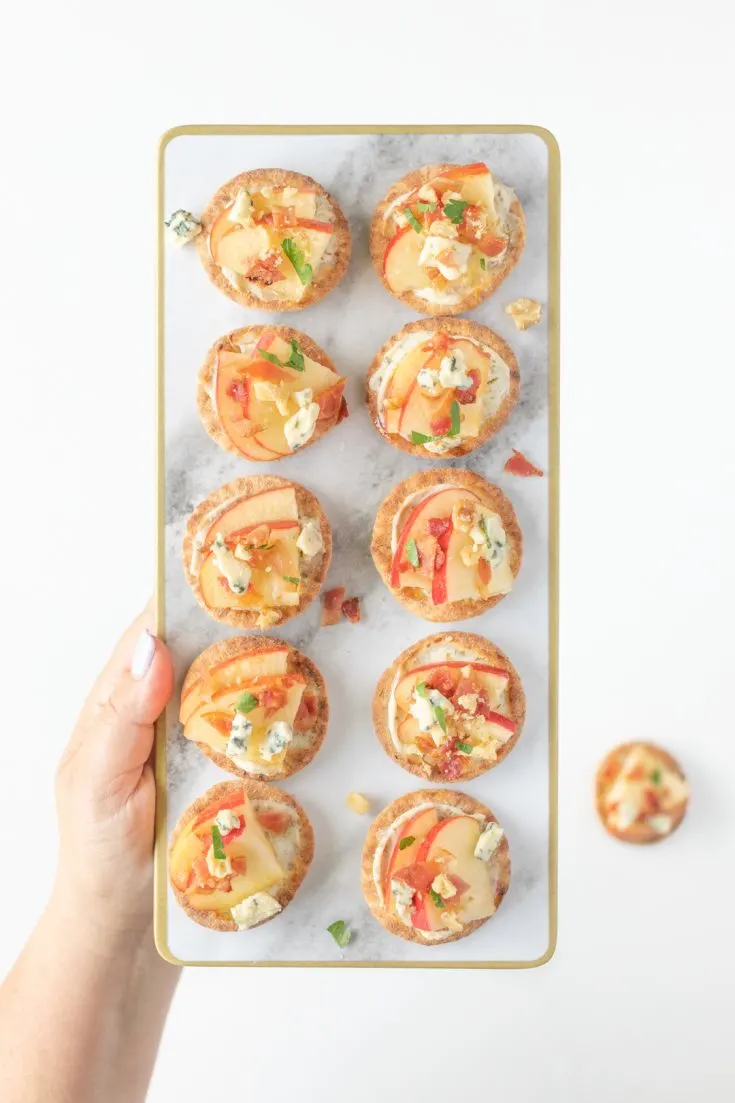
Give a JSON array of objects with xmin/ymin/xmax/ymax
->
[
  {"xmin": 346, "ymin": 792, "xmax": 371, "ymax": 815},
  {"xmin": 452, "ymin": 499, "xmax": 477, "ymax": 533},
  {"xmin": 505, "ymin": 298, "xmax": 543, "ymax": 330},
  {"xmin": 429, "ymin": 218, "xmax": 459, "ymax": 240},
  {"xmin": 256, "ymin": 609, "xmax": 281, "ymax": 629},
  {"xmin": 457, "ymin": 693, "xmax": 479, "ymax": 715}
]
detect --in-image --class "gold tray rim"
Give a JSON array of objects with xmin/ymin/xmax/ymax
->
[{"xmin": 153, "ymin": 123, "xmax": 560, "ymax": 969}]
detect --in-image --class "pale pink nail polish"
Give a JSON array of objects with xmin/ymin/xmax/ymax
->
[{"xmin": 131, "ymin": 629, "xmax": 156, "ymax": 680}]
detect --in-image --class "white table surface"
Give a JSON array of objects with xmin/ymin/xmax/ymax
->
[{"xmin": 1, "ymin": 1, "xmax": 733, "ymax": 1100}]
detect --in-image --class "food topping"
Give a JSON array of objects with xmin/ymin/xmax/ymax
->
[
  {"xmin": 320, "ymin": 587, "xmax": 361, "ymax": 626},
  {"xmin": 296, "ymin": 519, "xmax": 323, "ymax": 558},
  {"xmin": 284, "ymin": 400, "xmax": 320, "ymax": 451},
  {"xmin": 504, "ymin": 449, "xmax": 545, "ymax": 477},
  {"xmin": 474, "ymin": 822, "xmax": 505, "ymax": 861},
  {"xmin": 505, "ymin": 297, "xmax": 542, "ymax": 330},
  {"xmin": 165, "ymin": 209, "xmax": 202, "ymax": 245},
  {"xmin": 212, "ymin": 533, "xmax": 251, "ymax": 595},
  {"xmin": 601, "ymin": 745, "xmax": 689, "ymax": 835},
  {"xmin": 231, "ymin": 891, "xmax": 283, "ymax": 930},
  {"xmin": 347, "ymin": 792, "xmax": 371, "ymax": 815},
  {"xmin": 262, "ymin": 720, "xmax": 294, "ymax": 761},
  {"xmin": 326, "ymin": 920, "xmax": 352, "ymax": 949}
]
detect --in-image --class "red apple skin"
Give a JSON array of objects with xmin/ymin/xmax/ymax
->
[
  {"xmin": 415, "ymin": 816, "xmax": 462, "ymax": 864},
  {"xmin": 382, "ymin": 225, "xmax": 411, "ymax": 275},
  {"xmin": 390, "ymin": 487, "xmax": 480, "ymax": 588},
  {"xmin": 401, "ymin": 660, "xmax": 509, "ymax": 681},
  {"xmin": 446, "ymin": 161, "xmax": 489, "ymax": 178},
  {"xmin": 479, "ymin": 709, "xmax": 516, "ymax": 733},
  {"xmin": 383, "ymin": 808, "xmax": 439, "ymax": 899}
]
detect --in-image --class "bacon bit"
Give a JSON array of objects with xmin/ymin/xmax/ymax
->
[
  {"xmin": 477, "ymin": 233, "xmax": 508, "ymax": 257},
  {"xmin": 227, "ymin": 379, "xmax": 248, "ymax": 404},
  {"xmin": 230, "ymin": 856, "xmax": 248, "ymax": 875},
  {"xmin": 456, "ymin": 369, "xmax": 480, "ymax": 405},
  {"xmin": 424, "ymin": 667, "xmax": 459, "ymax": 699},
  {"xmin": 317, "ymin": 386, "xmax": 346, "ymax": 423},
  {"xmin": 448, "ymin": 873, "xmax": 470, "ymax": 897},
  {"xmin": 321, "ymin": 586, "xmax": 346, "ymax": 626},
  {"xmin": 336, "ymin": 396, "xmax": 349, "ymax": 423},
  {"xmin": 193, "ymin": 792, "xmax": 244, "ymax": 828},
  {"xmin": 504, "ymin": 449, "xmax": 545, "ymax": 478},
  {"xmin": 455, "ymin": 676, "xmax": 477, "ymax": 700},
  {"xmin": 641, "ymin": 789, "xmax": 661, "ymax": 816},
  {"xmin": 294, "ymin": 694, "xmax": 318, "ymax": 731},
  {"xmin": 477, "ymin": 558, "xmax": 492, "ymax": 587},
  {"xmin": 428, "ymin": 517, "xmax": 451, "ymax": 538},
  {"xmin": 256, "ymin": 810, "xmax": 291, "ymax": 835},
  {"xmin": 430, "ymin": 415, "xmax": 452, "ymax": 436},
  {"xmin": 341, "ymin": 596, "xmax": 361, "ymax": 623},
  {"xmin": 393, "ymin": 861, "xmax": 441, "ymax": 892},
  {"xmin": 439, "ymin": 753, "xmax": 463, "ymax": 780},
  {"xmin": 434, "ymin": 545, "xmax": 446, "ymax": 572},
  {"xmin": 246, "ymin": 254, "xmax": 285, "ymax": 285},
  {"xmin": 261, "ymin": 685, "xmax": 287, "ymax": 717}
]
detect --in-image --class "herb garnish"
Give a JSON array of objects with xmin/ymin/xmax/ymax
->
[
  {"xmin": 416, "ymin": 201, "xmax": 437, "ymax": 213},
  {"xmin": 479, "ymin": 257, "xmax": 487, "ymax": 270},
  {"xmin": 211, "ymin": 824, "xmax": 226, "ymax": 861},
  {"xmin": 410, "ymin": 431, "xmax": 434, "ymax": 445},
  {"xmin": 456, "ymin": 741, "xmax": 473, "ymax": 755},
  {"xmin": 327, "ymin": 920, "xmax": 352, "ymax": 949},
  {"xmin": 399, "ymin": 835, "xmax": 416, "ymax": 851},
  {"xmin": 405, "ymin": 538, "xmax": 420, "ymax": 568},
  {"xmin": 234, "ymin": 692, "xmax": 258, "ymax": 714},
  {"xmin": 283, "ymin": 576, "xmax": 300, "ymax": 585},
  {"xmin": 416, "ymin": 682, "xmax": 429, "ymax": 698},
  {"xmin": 650, "ymin": 768, "xmax": 662, "ymax": 785},
  {"xmin": 448, "ymin": 399, "xmax": 461, "ymax": 437},
  {"xmin": 428, "ymin": 888, "xmax": 445, "ymax": 909},
  {"xmin": 281, "ymin": 238, "xmax": 313, "ymax": 285},
  {"xmin": 259, "ymin": 340, "xmax": 305, "ymax": 372},
  {"xmin": 403, "ymin": 207, "xmax": 423, "ymax": 233},
  {"xmin": 434, "ymin": 706, "xmax": 448, "ymax": 733},
  {"xmin": 444, "ymin": 198, "xmax": 470, "ymax": 224},
  {"xmin": 410, "ymin": 401, "xmax": 460, "ymax": 446}
]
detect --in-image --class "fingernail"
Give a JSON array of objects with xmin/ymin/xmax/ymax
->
[{"xmin": 131, "ymin": 630, "xmax": 156, "ymax": 680}]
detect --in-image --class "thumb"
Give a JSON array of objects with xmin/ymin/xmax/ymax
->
[{"xmin": 85, "ymin": 629, "xmax": 174, "ymax": 807}]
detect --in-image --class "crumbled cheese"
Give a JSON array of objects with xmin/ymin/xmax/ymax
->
[
  {"xmin": 423, "ymin": 436, "xmax": 463, "ymax": 454},
  {"xmin": 226, "ymin": 713, "xmax": 253, "ymax": 759},
  {"xmin": 432, "ymin": 874, "xmax": 457, "ymax": 899},
  {"xmin": 391, "ymin": 879, "xmax": 415, "ymax": 924},
  {"xmin": 261, "ymin": 720, "xmax": 293, "ymax": 761},
  {"xmin": 471, "ymin": 514, "xmax": 507, "ymax": 568},
  {"xmin": 409, "ymin": 687, "xmax": 454, "ymax": 743},
  {"xmin": 205, "ymin": 845, "xmax": 232, "ymax": 879},
  {"xmin": 296, "ymin": 519, "xmax": 323, "ymax": 558},
  {"xmin": 474, "ymin": 822, "xmax": 504, "ymax": 862},
  {"xmin": 441, "ymin": 911, "xmax": 464, "ymax": 933},
  {"xmin": 457, "ymin": 693, "xmax": 479, "ymax": 714},
  {"xmin": 228, "ymin": 189, "xmax": 252, "ymax": 224},
  {"xmin": 418, "ymin": 236, "xmax": 472, "ymax": 281},
  {"xmin": 346, "ymin": 792, "xmax": 371, "ymax": 815},
  {"xmin": 427, "ymin": 217, "xmax": 458, "ymax": 240},
  {"xmin": 505, "ymin": 297, "xmax": 543, "ymax": 330},
  {"xmin": 215, "ymin": 810, "xmax": 240, "ymax": 834},
  {"xmin": 230, "ymin": 892, "xmax": 282, "ymax": 930},
  {"xmin": 253, "ymin": 380, "xmax": 280, "ymax": 403},
  {"xmin": 417, "ymin": 367, "xmax": 442, "ymax": 396},
  {"xmin": 284, "ymin": 402, "xmax": 320, "ymax": 451},
  {"xmin": 165, "ymin": 209, "xmax": 202, "ymax": 245},
  {"xmin": 233, "ymin": 543, "xmax": 251, "ymax": 562},
  {"xmin": 648, "ymin": 814, "xmax": 674, "ymax": 835},
  {"xmin": 438, "ymin": 348, "xmax": 473, "ymax": 390},
  {"xmin": 294, "ymin": 388, "xmax": 313, "ymax": 408},
  {"xmin": 212, "ymin": 534, "xmax": 251, "ymax": 595}
]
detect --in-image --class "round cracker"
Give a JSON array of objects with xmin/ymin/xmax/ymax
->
[
  {"xmin": 372, "ymin": 631, "xmax": 525, "ymax": 782},
  {"xmin": 196, "ymin": 169, "xmax": 351, "ymax": 312},
  {"xmin": 365, "ymin": 317, "xmax": 520, "ymax": 459},
  {"xmin": 180, "ymin": 634, "xmax": 329, "ymax": 781},
  {"xmin": 168, "ymin": 779, "xmax": 314, "ymax": 932},
  {"xmin": 197, "ymin": 324, "xmax": 345, "ymax": 463},
  {"xmin": 361, "ymin": 788, "xmax": 510, "ymax": 945},
  {"xmin": 595, "ymin": 742, "xmax": 689, "ymax": 845},
  {"xmin": 369, "ymin": 162, "xmax": 525, "ymax": 316},
  {"xmin": 370, "ymin": 468, "xmax": 523, "ymax": 622},
  {"xmin": 182, "ymin": 475, "xmax": 332, "ymax": 630}
]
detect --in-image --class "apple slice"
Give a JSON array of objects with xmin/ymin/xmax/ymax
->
[
  {"xmin": 390, "ymin": 486, "xmax": 479, "ymax": 587},
  {"xmin": 383, "ymin": 226, "xmax": 434, "ymax": 294},
  {"xmin": 383, "ymin": 808, "xmax": 439, "ymax": 900},
  {"xmin": 209, "ymin": 206, "xmax": 240, "ymax": 260},
  {"xmin": 184, "ymin": 678, "xmax": 306, "ymax": 754},
  {"xmin": 422, "ymin": 815, "xmax": 497, "ymax": 922},
  {"xmin": 214, "ymin": 224, "xmax": 272, "ymax": 275},
  {"xmin": 441, "ymin": 527, "xmax": 482, "ymax": 603},
  {"xmin": 204, "ymin": 487, "xmax": 298, "ymax": 543},
  {"xmin": 180, "ymin": 647, "xmax": 290, "ymax": 725}
]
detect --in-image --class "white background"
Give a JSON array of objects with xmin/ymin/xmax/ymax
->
[{"xmin": 0, "ymin": 1, "xmax": 733, "ymax": 1100}]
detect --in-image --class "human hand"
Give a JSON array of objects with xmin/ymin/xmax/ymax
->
[{"xmin": 54, "ymin": 607, "xmax": 174, "ymax": 941}]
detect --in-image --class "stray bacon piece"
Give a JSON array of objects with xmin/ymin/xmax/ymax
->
[
  {"xmin": 321, "ymin": 586, "xmax": 346, "ymax": 626},
  {"xmin": 336, "ymin": 396, "xmax": 349, "ymax": 423},
  {"xmin": 341, "ymin": 596, "xmax": 361, "ymax": 623},
  {"xmin": 504, "ymin": 449, "xmax": 544, "ymax": 478}
]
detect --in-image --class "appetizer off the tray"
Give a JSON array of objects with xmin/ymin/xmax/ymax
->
[
  {"xmin": 169, "ymin": 781, "xmax": 313, "ymax": 931},
  {"xmin": 197, "ymin": 169, "xmax": 350, "ymax": 310},
  {"xmin": 180, "ymin": 636, "xmax": 328, "ymax": 781},
  {"xmin": 183, "ymin": 476, "xmax": 331, "ymax": 630},
  {"xmin": 198, "ymin": 325, "xmax": 348, "ymax": 462},
  {"xmin": 596, "ymin": 743, "xmax": 689, "ymax": 844},
  {"xmin": 371, "ymin": 469, "xmax": 522, "ymax": 622},
  {"xmin": 362, "ymin": 789, "xmax": 510, "ymax": 944},
  {"xmin": 366, "ymin": 317, "xmax": 519, "ymax": 458},
  {"xmin": 373, "ymin": 632, "xmax": 525, "ymax": 782},
  {"xmin": 370, "ymin": 161, "xmax": 524, "ymax": 315}
]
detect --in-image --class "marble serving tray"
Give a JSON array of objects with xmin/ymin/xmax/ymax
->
[{"xmin": 154, "ymin": 126, "xmax": 559, "ymax": 968}]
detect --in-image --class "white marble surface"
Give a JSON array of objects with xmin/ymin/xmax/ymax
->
[{"xmin": 161, "ymin": 130, "xmax": 551, "ymax": 964}]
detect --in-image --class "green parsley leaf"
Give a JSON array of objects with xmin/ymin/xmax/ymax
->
[
  {"xmin": 327, "ymin": 920, "xmax": 351, "ymax": 949},
  {"xmin": 410, "ymin": 430, "xmax": 433, "ymax": 445},
  {"xmin": 428, "ymin": 888, "xmax": 445, "ymax": 909},
  {"xmin": 398, "ymin": 835, "xmax": 416, "ymax": 851},
  {"xmin": 650, "ymin": 768, "xmax": 662, "ymax": 785},
  {"xmin": 444, "ymin": 198, "xmax": 470, "ymax": 224},
  {"xmin": 456, "ymin": 741, "xmax": 473, "ymax": 755},
  {"xmin": 447, "ymin": 399, "xmax": 461, "ymax": 437},
  {"xmin": 287, "ymin": 339, "xmax": 305, "ymax": 371},
  {"xmin": 234, "ymin": 692, "xmax": 258, "ymax": 714},
  {"xmin": 281, "ymin": 238, "xmax": 313, "ymax": 285},
  {"xmin": 416, "ymin": 682, "xmax": 429, "ymax": 698},
  {"xmin": 283, "ymin": 575, "xmax": 300, "ymax": 585},
  {"xmin": 405, "ymin": 538, "xmax": 420, "ymax": 568},
  {"xmin": 416, "ymin": 201, "xmax": 436, "ymax": 213},
  {"xmin": 403, "ymin": 207, "xmax": 423, "ymax": 233},
  {"xmin": 434, "ymin": 706, "xmax": 448, "ymax": 733},
  {"xmin": 479, "ymin": 257, "xmax": 487, "ymax": 270},
  {"xmin": 259, "ymin": 349, "xmax": 284, "ymax": 366},
  {"xmin": 211, "ymin": 824, "xmax": 226, "ymax": 861}
]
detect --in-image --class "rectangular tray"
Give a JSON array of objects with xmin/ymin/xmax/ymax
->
[{"xmin": 154, "ymin": 125, "xmax": 559, "ymax": 968}]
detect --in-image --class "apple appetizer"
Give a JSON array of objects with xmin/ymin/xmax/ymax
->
[
  {"xmin": 169, "ymin": 780, "xmax": 313, "ymax": 932},
  {"xmin": 371, "ymin": 469, "xmax": 522, "ymax": 622},
  {"xmin": 366, "ymin": 318, "xmax": 519, "ymax": 458},
  {"xmin": 197, "ymin": 168, "xmax": 350, "ymax": 310},
  {"xmin": 373, "ymin": 632, "xmax": 525, "ymax": 782},
  {"xmin": 370, "ymin": 161, "xmax": 524, "ymax": 315},
  {"xmin": 179, "ymin": 636, "xmax": 328, "ymax": 782},
  {"xmin": 183, "ymin": 476, "xmax": 331, "ymax": 630},
  {"xmin": 596, "ymin": 743, "xmax": 689, "ymax": 844},
  {"xmin": 198, "ymin": 325, "xmax": 348, "ymax": 462},
  {"xmin": 362, "ymin": 789, "xmax": 510, "ymax": 944}
]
